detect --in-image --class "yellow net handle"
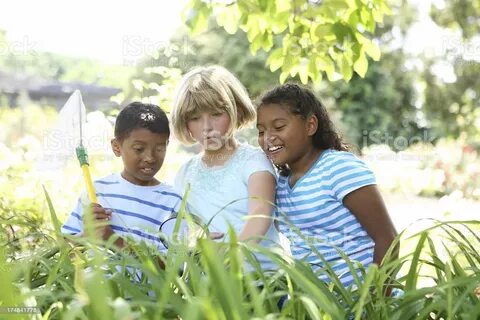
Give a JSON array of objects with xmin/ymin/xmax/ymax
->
[{"xmin": 81, "ymin": 164, "xmax": 97, "ymax": 203}]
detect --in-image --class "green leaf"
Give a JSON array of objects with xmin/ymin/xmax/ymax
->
[
  {"xmin": 299, "ymin": 64, "xmax": 309, "ymax": 84},
  {"xmin": 276, "ymin": 0, "xmax": 291, "ymax": 12},
  {"xmin": 250, "ymin": 33, "xmax": 263, "ymax": 55},
  {"xmin": 43, "ymin": 185, "xmax": 65, "ymax": 245},
  {"xmin": 362, "ymin": 38, "xmax": 381, "ymax": 61},
  {"xmin": 319, "ymin": 56, "xmax": 336, "ymax": 81},
  {"xmin": 266, "ymin": 48, "xmax": 284, "ymax": 72},
  {"xmin": 405, "ymin": 232, "xmax": 428, "ymax": 290},
  {"xmin": 270, "ymin": 12, "xmax": 290, "ymax": 33},
  {"xmin": 299, "ymin": 296, "xmax": 322, "ymax": 319},
  {"xmin": 308, "ymin": 57, "xmax": 319, "ymax": 81},
  {"xmin": 279, "ymin": 71, "xmax": 289, "ymax": 84},
  {"xmin": 261, "ymin": 33, "xmax": 273, "ymax": 51},
  {"xmin": 314, "ymin": 24, "xmax": 334, "ymax": 42},
  {"xmin": 216, "ymin": 4, "xmax": 240, "ymax": 34},
  {"xmin": 353, "ymin": 49, "xmax": 368, "ymax": 78},
  {"xmin": 190, "ymin": 5, "xmax": 211, "ymax": 35},
  {"xmin": 339, "ymin": 55, "xmax": 353, "ymax": 82}
]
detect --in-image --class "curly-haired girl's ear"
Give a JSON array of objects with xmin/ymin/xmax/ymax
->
[{"xmin": 306, "ymin": 114, "xmax": 319, "ymax": 137}]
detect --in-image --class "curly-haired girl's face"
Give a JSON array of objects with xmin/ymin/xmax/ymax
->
[{"xmin": 257, "ymin": 103, "xmax": 317, "ymax": 167}]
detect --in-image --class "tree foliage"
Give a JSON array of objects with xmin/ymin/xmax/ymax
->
[
  {"xmin": 425, "ymin": 1, "xmax": 480, "ymax": 144},
  {"xmin": 331, "ymin": 51, "xmax": 423, "ymax": 151},
  {"xmin": 184, "ymin": 0, "xmax": 391, "ymax": 83},
  {"xmin": 129, "ymin": 1, "xmax": 420, "ymax": 150},
  {"xmin": 430, "ymin": 0, "xmax": 480, "ymax": 39}
]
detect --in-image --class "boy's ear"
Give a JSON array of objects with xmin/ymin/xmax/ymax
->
[
  {"xmin": 111, "ymin": 138, "xmax": 121, "ymax": 157},
  {"xmin": 306, "ymin": 115, "xmax": 318, "ymax": 137}
]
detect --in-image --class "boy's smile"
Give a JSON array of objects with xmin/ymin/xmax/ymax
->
[{"xmin": 111, "ymin": 128, "xmax": 169, "ymax": 186}]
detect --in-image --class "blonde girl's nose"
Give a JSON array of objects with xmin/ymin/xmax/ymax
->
[{"xmin": 201, "ymin": 115, "xmax": 213, "ymax": 129}]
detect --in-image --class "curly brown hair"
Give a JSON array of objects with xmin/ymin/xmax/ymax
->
[{"xmin": 258, "ymin": 83, "xmax": 348, "ymax": 176}]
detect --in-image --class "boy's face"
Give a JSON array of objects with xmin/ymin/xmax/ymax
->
[{"xmin": 111, "ymin": 128, "xmax": 169, "ymax": 186}]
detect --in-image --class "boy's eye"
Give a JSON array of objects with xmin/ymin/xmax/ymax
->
[
  {"xmin": 275, "ymin": 125, "xmax": 286, "ymax": 131},
  {"xmin": 133, "ymin": 147, "xmax": 144, "ymax": 153},
  {"xmin": 212, "ymin": 111, "xmax": 224, "ymax": 116},
  {"xmin": 156, "ymin": 145, "xmax": 167, "ymax": 152}
]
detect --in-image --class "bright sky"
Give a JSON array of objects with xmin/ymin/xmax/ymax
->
[{"xmin": 0, "ymin": 0, "xmax": 188, "ymax": 64}]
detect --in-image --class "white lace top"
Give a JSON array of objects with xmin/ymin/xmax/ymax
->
[{"xmin": 174, "ymin": 143, "xmax": 282, "ymax": 250}]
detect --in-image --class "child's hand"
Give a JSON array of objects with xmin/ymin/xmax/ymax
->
[
  {"xmin": 89, "ymin": 203, "xmax": 114, "ymax": 241},
  {"xmin": 209, "ymin": 232, "xmax": 224, "ymax": 240}
]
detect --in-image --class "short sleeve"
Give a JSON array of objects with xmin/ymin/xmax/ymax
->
[
  {"xmin": 329, "ymin": 153, "xmax": 376, "ymax": 202},
  {"xmin": 242, "ymin": 148, "xmax": 276, "ymax": 184},
  {"xmin": 61, "ymin": 195, "xmax": 86, "ymax": 234}
]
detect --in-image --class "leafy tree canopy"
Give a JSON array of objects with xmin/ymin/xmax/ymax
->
[{"xmin": 184, "ymin": 0, "xmax": 391, "ymax": 83}]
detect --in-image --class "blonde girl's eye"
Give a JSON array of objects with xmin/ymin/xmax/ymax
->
[{"xmin": 212, "ymin": 110, "xmax": 225, "ymax": 117}]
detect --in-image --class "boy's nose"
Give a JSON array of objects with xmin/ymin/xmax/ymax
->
[{"xmin": 143, "ymin": 151, "xmax": 156, "ymax": 163}]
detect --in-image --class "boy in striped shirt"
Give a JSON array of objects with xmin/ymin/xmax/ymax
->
[{"xmin": 62, "ymin": 102, "xmax": 182, "ymax": 253}]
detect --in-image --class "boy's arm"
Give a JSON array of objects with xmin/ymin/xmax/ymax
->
[{"xmin": 237, "ymin": 171, "xmax": 276, "ymax": 243}]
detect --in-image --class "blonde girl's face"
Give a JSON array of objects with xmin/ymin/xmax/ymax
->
[{"xmin": 186, "ymin": 109, "xmax": 232, "ymax": 151}]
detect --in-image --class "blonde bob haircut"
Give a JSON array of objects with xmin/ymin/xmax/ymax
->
[{"xmin": 172, "ymin": 65, "xmax": 256, "ymax": 145}]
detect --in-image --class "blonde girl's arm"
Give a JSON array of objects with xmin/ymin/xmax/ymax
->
[{"xmin": 237, "ymin": 171, "xmax": 276, "ymax": 243}]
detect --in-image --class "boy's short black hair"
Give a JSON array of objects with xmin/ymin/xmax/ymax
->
[{"xmin": 114, "ymin": 102, "xmax": 170, "ymax": 141}]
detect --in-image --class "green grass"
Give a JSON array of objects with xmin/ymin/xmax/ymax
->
[{"xmin": 1, "ymin": 192, "xmax": 480, "ymax": 320}]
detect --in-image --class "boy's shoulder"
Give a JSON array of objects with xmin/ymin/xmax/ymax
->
[
  {"xmin": 151, "ymin": 182, "xmax": 183, "ymax": 201},
  {"xmin": 93, "ymin": 173, "xmax": 182, "ymax": 201},
  {"xmin": 94, "ymin": 173, "xmax": 122, "ymax": 186}
]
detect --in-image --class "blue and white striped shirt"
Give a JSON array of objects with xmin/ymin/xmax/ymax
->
[
  {"xmin": 276, "ymin": 149, "xmax": 376, "ymax": 287},
  {"xmin": 62, "ymin": 173, "xmax": 182, "ymax": 252}
]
